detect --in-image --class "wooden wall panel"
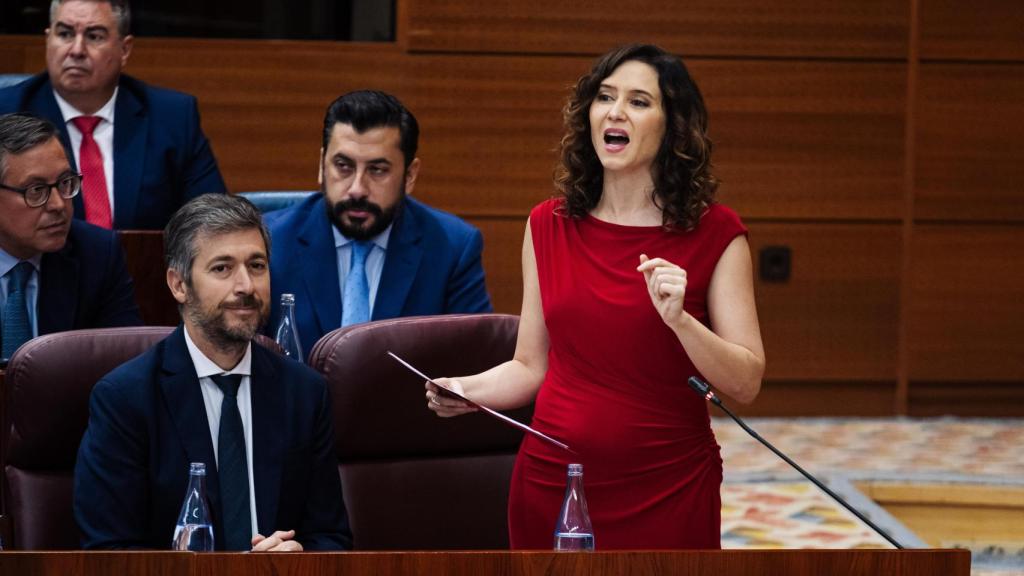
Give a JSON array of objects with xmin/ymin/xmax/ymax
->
[
  {"xmin": 749, "ymin": 222, "xmax": 901, "ymax": 381},
  {"xmin": 914, "ymin": 63, "xmax": 1024, "ymax": 222},
  {"xmin": 920, "ymin": 0, "xmax": 1024, "ymax": 61},
  {"xmin": 120, "ymin": 40, "xmax": 414, "ymax": 195},
  {"xmin": 9, "ymin": 40, "xmax": 904, "ymax": 222},
  {"xmin": 407, "ymin": 0, "xmax": 908, "ymax": 59},
  {"xmin": 0, "ymin": 37, "xmax": 32, "ymax": 73},
  {"xmin": 908, "ymin": 225, "xmax": 1024, "ymax": 381},
  {"xmin": 72, "ymin": 40, "xmax": 570, "ymax": 214},
  {"xmin": 469, "ymin": 217, "xmax": 526, "ymax": 316},
  {"xmin": 3, "ymin": 37, "xmax": 907, "ymax": 220},
  {"xmin": 736, "ymin": 381, "xmax": 897, "ymax": 416},
  {"xmin": 702, "ymin": 61, "xmax": 906, "ymax": 220}
]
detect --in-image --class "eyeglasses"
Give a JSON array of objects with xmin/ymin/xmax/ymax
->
[{"xmin": 0, "ymin": 173, "xmax": 82, "ymax": 207}]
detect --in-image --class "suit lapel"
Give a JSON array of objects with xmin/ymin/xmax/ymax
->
[
  {"xmin": 37, "ymin": 239, "xmax": 79, "ymax": 335},
  {"xmin": 249, "ymin": 345, "xmax": 284, "ymax": 535},
  {"xmin": 297, "ymin": 200, "xmax": 341, "ymax": 339},
  {"xmin": 373, "ymin": 202, "xmax": 423, "ymax": 320},
  {"xmin": 27, "ymin": 82, "xmax": 72, "ymax": 155},
  {"xmin": 158, "ymin": 327, "xmax": 222, "ymax": 533},
  {"xmin": 112, "ymin": 84, "xmax": 147, "ymax": 229}
]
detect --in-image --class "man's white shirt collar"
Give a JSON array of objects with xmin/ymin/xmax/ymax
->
[
  {"xmin": 182, "ymin": 324, "xmax": 253, "ymax": 378},
  {"xmin": 53, "ymin": 87, "xmax": 118, "ymax": 125}
]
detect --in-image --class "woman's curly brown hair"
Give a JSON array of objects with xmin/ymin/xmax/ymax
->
[{"xmin": 554, "ymin": 44, "xmax": 719, "ymax": 230}]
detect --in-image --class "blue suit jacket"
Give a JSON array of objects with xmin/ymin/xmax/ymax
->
[
  {"xmin": 0, "ymin": 73, "xmax": 227, "ymax": 230},
  {"xmin": 74, "ymin": 326, "xmax": 352, "ymax": 550},
  {"xmin": 265, "ymin": 194, "xmax": 492, "ymax": 353},
  {"xmin": 38, "ymin": 219, "xmax": 142, "ymax": 335}
]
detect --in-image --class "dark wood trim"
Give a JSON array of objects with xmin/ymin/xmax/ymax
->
[
  {"xmin": 896, "ymin": 0, "xmax": 922, "ymax": 414},
  {"xmin": 0, "ymin": 549, "xmax": 972, "ymax": 576}
]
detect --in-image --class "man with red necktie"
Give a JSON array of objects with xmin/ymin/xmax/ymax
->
[{"xmin": 0, "ymin": 0, "xmax": 226, "ymax": 230}]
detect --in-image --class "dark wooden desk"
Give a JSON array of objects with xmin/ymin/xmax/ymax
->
[
  {"xmin": 119, "ymin": 231, "xmax": 179, "ymax": 327},
  {"xmin": 0, "ymin": 549, "xmax": 972, "ymax": 575}
]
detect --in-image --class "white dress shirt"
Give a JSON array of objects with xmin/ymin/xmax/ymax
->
[
  {"xmin": 53, "ymin": 87, "xmax": 118, "ymax": 218},
  {"xmin": 182, "ymin": 325, "xmax": 259, "ymax": 538}
]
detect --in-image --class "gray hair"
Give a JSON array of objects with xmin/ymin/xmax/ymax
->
[
  {"xmin": 50, "ymin": 0, "xmax": 131, "ymax": 37},
  {"xmin": 0, "ymin": 113, "xmax": 60, "ymax": 183},
  {"xmin": 164, "ymin": 194, "xmax": 271, "ymax": 288}
]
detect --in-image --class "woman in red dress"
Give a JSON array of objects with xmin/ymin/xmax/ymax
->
[{"xmin": 427, "ymin": 44, "xmax": 765, "ymax": 550}]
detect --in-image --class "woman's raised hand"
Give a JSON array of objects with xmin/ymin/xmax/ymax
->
[{"xmin": 637, "ymin": 254, "xmax": 691, "ymax": 330}]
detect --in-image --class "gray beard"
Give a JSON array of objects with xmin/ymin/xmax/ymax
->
[{"xmin": 184, "ymin": 297, "xmax": 264, "ymax": 356}]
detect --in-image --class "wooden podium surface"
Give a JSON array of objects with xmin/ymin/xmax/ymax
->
[{"xmin": 0, "ymin": 549, "xmax": 971, "ymax": 575}]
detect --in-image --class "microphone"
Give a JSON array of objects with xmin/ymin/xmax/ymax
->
[{"xmin": 688, "ymin": 376, "xmax": 904, "ymax": 549}]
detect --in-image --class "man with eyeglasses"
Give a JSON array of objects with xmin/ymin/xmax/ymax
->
[
  {"xmin": 0, "ymin": 112, "xmax": 141, "ymax": 365},
  {"xmin": 0, "ymin": 0, "xmax": 226, "ymax": 230}
]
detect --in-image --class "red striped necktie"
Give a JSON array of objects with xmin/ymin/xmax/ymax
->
[{"xmin": 71, "ymin": 116, "xmax": 113, "ymax": 229}]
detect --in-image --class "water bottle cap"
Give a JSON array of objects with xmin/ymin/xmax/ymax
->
[
  {"xmin": 567, "ymin": 463, "xmax": 583, "ymax": 475},
  {"xmin": 189, "ymin": 462, "xmax": 207, "ymax": 475},
  {"xmin": 280, "ymin": 293, "xmax": 295, "ymax": 304}
]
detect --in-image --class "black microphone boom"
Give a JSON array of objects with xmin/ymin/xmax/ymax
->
[{"xmin": 688, "ymin": 376, "xmax": 904, "ymax": 549}]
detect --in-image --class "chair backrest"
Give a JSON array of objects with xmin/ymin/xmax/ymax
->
[
  {"xmin": 309, "ymin": 313, "xmax": 526, "ymax": 550},
  {"xmin": 0, "ymin": 74, "xmax": 31, "ymax": 90},
  {"xmin": 1, "ymin": 327, "xmax": 174, "ymax": 549},
  {"xmin": 237, "ymin": 191, "xmax": 315, "ymax": 213}
]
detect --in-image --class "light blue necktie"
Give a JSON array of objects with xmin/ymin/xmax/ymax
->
[
  {"xmin": 2, "ymin": 261, "xmax": 33, "ymax": 360},
  {"xmin": 341, "ymin": 241, "xmax": 371, "ymax": 327}
]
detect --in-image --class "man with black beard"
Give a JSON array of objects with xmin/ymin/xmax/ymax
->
[
  {"xmin": 74, "ymin": 194, "xmax": 352, "ymax": 551},
  {"xmin": 264, "ymin": 90, "xmax": 492, "ymax": 354}
]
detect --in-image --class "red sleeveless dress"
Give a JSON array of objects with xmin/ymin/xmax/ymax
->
[{"xmin": 508, "ymin": 198, "xmax": 747, "ymax": 550}]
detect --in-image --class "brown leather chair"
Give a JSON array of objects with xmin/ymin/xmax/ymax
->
[
  {"xmin": 309, "ymin": 313, "xmax": 528, "ymax": 550},
  {"xmin": 1, "ymin": 327, "xmax": 174, "ymax": 549}
]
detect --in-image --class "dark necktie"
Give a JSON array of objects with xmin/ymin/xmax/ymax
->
[
  {"xmin": 2, "ymin": 261, "xmax": 33, "ymax": 361},
  {"xmin": 71, "ymin": 116, "xmax": 113, "ymax": 229},
  {"xmin": 210, "ymin": 374, "xmax": 252, "ymax": 551},
  {"xmin": 341, "ymin": 241, "xmax": 371, "ymax": 327}
]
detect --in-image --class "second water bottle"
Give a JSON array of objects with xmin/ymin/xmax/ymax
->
[
  {"xmin": 274, "ymin": 293, "xmax": 304, "ymax": 362},
  {"xmin": 554, "ymin": 462, "xmax": 594, "ymax": 551}
]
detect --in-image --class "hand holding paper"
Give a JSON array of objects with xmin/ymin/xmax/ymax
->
[
  {"xmin": 388, "ymin": 351, "xmax": 572, "ymax": 452},
  {"xmin": 426, "ymin": 377, "xmax": 478, "ymax": 417}
]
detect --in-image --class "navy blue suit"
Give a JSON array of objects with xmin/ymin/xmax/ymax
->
[
  {"xmin": 265, "ymin": 194, "xmax": 492, "ymax": 352},
  {"xmin": 39, "ymin": 219, "xmax": 142, "ymax": 334},
  {"xmin": 74, "ymin": 326, "xmax": 352, "ymax": 550},
  {"xmin": 0, "ymin": 73, "xmax": 226, "ymax": 230}
]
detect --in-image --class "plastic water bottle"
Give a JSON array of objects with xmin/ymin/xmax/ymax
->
[
  {"xmin": 274, "ymin": 293, "xmax": 304, "ymax": 363},
  {"xmin": 554, "ymin": 463, "xmax": 594, "ymax": 551},
  {"xmin": 173, "ymin": 462, "xmax": 214, "ymax": 551}
]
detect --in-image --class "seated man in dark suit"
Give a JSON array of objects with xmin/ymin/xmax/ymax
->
[
  {"xmin": 0, "ymin": 0, "xmax": 226, "ymax": 230},
  {"xmin": 74, "ymin": 193, "xmax": 352, "ymax": 551},
  {"xmin": 0, "ymin": 112, "xmax": 140, "ymax": 364},
  {"xmin": 266, "ymin": 90, "xmax": 492, "ymax": 352}
]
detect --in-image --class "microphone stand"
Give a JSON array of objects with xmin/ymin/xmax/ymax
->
[{"xmin": 688, "ymin": 376, "xmax": 904, "ymax": 549}]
